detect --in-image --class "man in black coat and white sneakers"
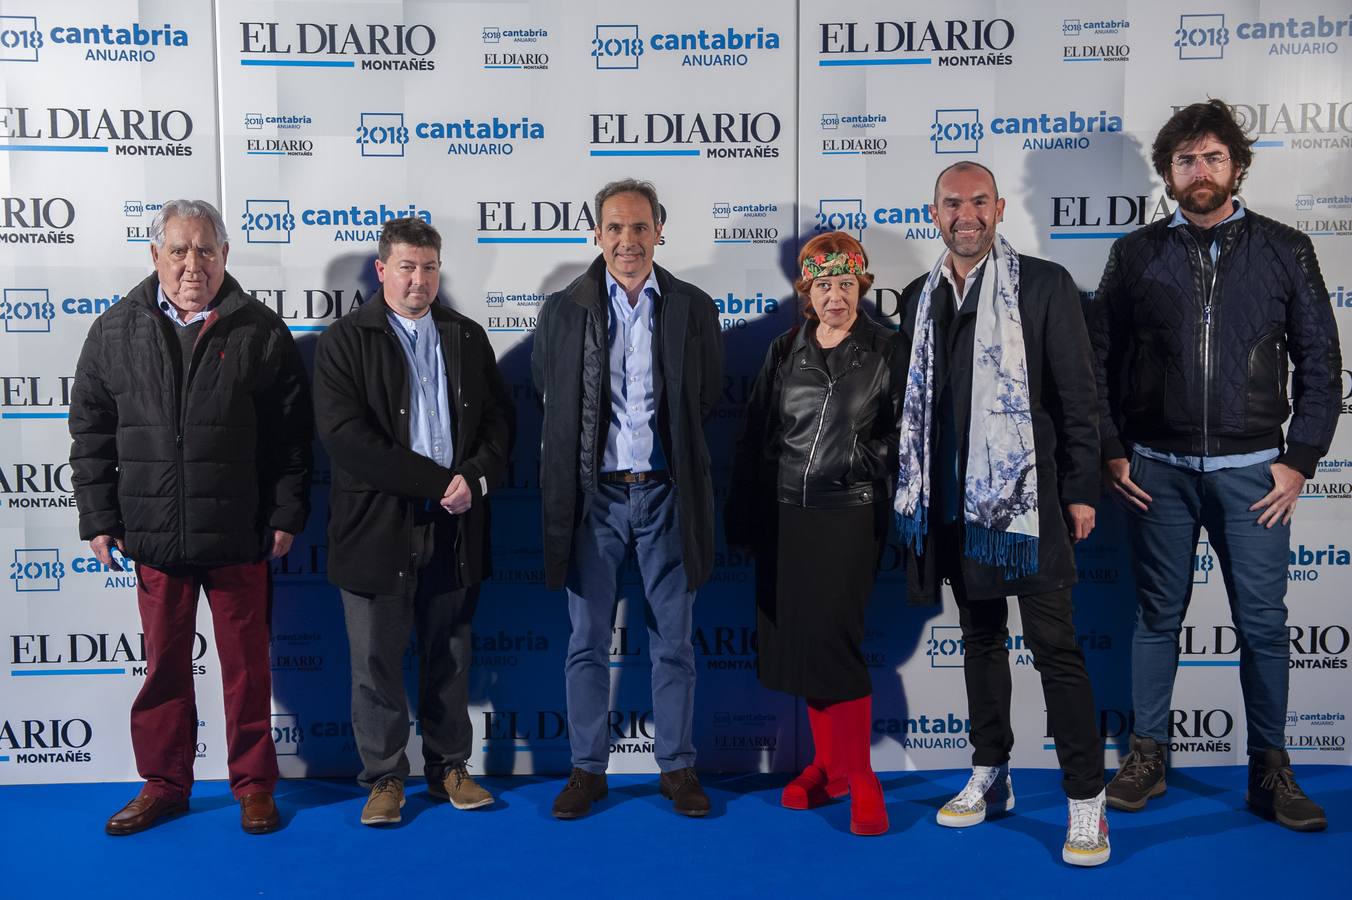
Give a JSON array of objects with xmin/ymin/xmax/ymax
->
[
  {"xmin": 70, "ymin": 199, "xmax": 312, "ymax": 836},
  {"xmin": 314, "ymin": 217, "xmax": 514, "ymax": 826},
  {"xmin": 895, "ymin": 162, "xmax": 1107, "ymax": 866}
]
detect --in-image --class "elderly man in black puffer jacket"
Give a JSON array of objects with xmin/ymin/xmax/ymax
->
[{"xmin": 69, "ymin": 199, "xmax": 311, "ymax": 837}]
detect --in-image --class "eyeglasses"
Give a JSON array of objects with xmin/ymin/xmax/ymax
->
[{"xmin": 1171, "ymin": 152, "xmax": 1231, "ymax": 173}]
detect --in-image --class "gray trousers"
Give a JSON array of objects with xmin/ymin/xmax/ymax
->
[{"xmin": 340, "ymin": 523, "xmax": 478, "ymax": 788}]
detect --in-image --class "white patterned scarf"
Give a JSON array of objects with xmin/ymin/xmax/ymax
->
[{"xmin": 893, "ymin": 233, "xmax": 1039, "ymax": 578}]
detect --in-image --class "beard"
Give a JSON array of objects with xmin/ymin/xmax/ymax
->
[{"xmin": 1176, "ymin": 173, "xmax": 1237, "ymax": 216}]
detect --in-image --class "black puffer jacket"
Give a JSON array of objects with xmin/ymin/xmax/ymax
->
[
  {"xmin": 1090, "ymin": 208, "xmax": 1341, "ymax": 477},
  {"xmin": 69, "ymin": 272, "xmax": 312, "ymax": 567},
  {"xmin": 726, "ymin": 315, "xmax": 904, "ymax": 547}
]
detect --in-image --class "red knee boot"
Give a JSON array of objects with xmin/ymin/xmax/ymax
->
[
  {"xmin": 782, "ymin": 700, "xmax": 848, "ymax": 809},
  {"xmin": 829, "ymin": 695, "xmax": 888, "ymax": 836}
]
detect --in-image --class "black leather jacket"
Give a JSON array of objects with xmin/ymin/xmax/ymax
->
[
  {"xmin": 1090, "ymin": 207, "xmax": 1341, "ymax": 477},
  {"xmin": 726, "ymin": 315, "xmax": 904, "ymax": 543}
]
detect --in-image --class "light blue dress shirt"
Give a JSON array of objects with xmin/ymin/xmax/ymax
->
[
  {"xmin": 603, "ymin": 270, "xmax": 666, "ymax": 474},
  {"xmin": 386, "ymin": 309, "xmax": 454, "ymax": 469},
  {"xmin": 1136, "ymin": 198, "xmax": 1277, "ymax": 472},
  {"xmin": 156, "ymin": 284, "xmax": 215, "ymax": 326}
]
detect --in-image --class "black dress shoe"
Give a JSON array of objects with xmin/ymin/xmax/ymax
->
[
  {"xmin": 552, "ymin": 768, "xmax": 607, "ymax": 819},
  {"xmin": 105, "ymin": 793, "xmax": 189, "ymax": 835},
  {"xmin": 659, "ymin": 768, "xmax": 710, "ymax": 817}
]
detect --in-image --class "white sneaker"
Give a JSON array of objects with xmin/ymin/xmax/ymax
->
[
  {"xmin": 1063, "ymin": 789, "xmax": 1111, "ymax": 867},
  {"xmin": 936, "ymin": 764, "xmax": 1015, "ymax": 827}
]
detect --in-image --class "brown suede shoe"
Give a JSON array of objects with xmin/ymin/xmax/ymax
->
[
  {"xmin": 659, "ymin": 768, "xmax": 711, "ymax": 817},
  {"xmin": 239, "ymin": 793, "xmax": 282, "ymax": 834},
  {"xmin": 105, "ymin": 792, "xmax": 189, "ymax": 835},
  {"xmin": 551, "ymin": 768, "xmax": 607, "ymax": 819}
]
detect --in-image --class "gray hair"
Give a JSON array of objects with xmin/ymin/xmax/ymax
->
[
  {"xmin": 593, "ymin": 178, "xmax": 662, "ymax": 226},
  {"xmin": 150, "ymin": 199, "xmax": 229, "ymax": 247}
]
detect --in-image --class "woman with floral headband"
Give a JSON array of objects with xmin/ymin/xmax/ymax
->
[{"xmin": 726, "ymin": 231, "xmax": 906, "ymax": 836}]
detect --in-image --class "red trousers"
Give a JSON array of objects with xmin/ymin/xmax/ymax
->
[{"xmin": 132, "ymin": 560, "xmax": 277, "ymax": 800}]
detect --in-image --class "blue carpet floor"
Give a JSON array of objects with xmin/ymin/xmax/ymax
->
[{"xmin": 3, "ymin": 766, "xmax": 1349, "ymax": 898}]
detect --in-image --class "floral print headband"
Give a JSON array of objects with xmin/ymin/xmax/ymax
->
[{"xmin": 802, "ymin": 251, "xmax": 866, "ymax": 281}]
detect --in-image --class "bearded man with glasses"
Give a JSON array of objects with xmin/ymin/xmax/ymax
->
[{"xmin": 1089, "ymin": 99, "xmax": 1341, "ymax": 831}]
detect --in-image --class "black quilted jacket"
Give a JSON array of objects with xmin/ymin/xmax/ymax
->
[
  {"xmin": 69, "ymin": 272, "xmax": 312, "ymax": 567},
  {"xmin": 1089, "ymin": 208, "xmax": 1341, "ymax": 478}
]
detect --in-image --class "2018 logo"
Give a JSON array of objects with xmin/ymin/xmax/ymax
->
[
  {"xmin": 1175, "ymin": 13, "xmax": 1229, "ymax": 59},
  {"xmin": 0, "ymin": 289, "xmax": 54, "ymax": 333},
  {"xmin": 356, "ymin": 112, "xmax": 407, "ymax": 158},
  {"xmin": 931, "ymin": 108, "xmax": 982, "ymax": 154},
  {"xmin": 815, "ymin": 199, "xmax": 868, "ymax": 240},
  {"xmin": 241, "ymin": 199, "xmax": 295, "ymax": 244},
  {"xmin": 9, "ymin": 549, "xmax": 64, "ymax": 591}
]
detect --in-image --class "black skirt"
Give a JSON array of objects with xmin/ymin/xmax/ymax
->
[{"xmin": 756, "ymin": 502, "xmax": 881, "ymax": 700}]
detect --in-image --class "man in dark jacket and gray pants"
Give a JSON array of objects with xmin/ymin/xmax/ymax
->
[
  {"xmin": 896, "ymin": 162, "xmax": 1107, "ymax": 866},
  {"xmin": 1092, "ymin": 100, "xmax": 1340, "ymax": 831},
  {"xmin": 70, "ymin": 199, "xmax": 312, "ymax": 836},
  {"xmin": 532, "ymin": 179, "xmax": 722, "ymax": 819},
  {"xmin": 314, "ymin": 218, "xmax": 514, "ymax": 826}
]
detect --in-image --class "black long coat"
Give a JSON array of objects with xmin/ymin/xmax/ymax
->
[
  {"xmin": 531, "ymin": 256, "xmax": 723, "ymax": 592},
  {"xmin": 314, "ymin": 291, "xmax": 515, "ymax": 596},
  {"xmin": 898, "ymin": 254, "xmax": 1100, "ymax": 603}
]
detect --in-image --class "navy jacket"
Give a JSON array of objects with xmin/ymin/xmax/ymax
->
[
  {"xmin": 532, "ymin": 256, "xmax": 723, "ymax": 592},
  {"xmin": 1089, "ymin": 207, "xmax": 1341, "ymax": 478}
]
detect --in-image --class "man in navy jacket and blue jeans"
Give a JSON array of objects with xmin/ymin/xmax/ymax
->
[{"xmin": 1090, "ymin": 99, "xmax": 1341, "ymax": 831}]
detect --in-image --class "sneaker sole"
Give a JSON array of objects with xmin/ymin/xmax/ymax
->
[
  {"xmin": 1106, "ymin": 779, "xmax": 1166, "ymax": 812},
  {"xmin": 936, "ymin": 792, "xmax": 1013, "ymax": 828},
  {"xmin": 936, "ymin": 807, "xmax": 986, "ymax": 828},
  {"xmin": 1062, "ymin": 845, "xmax": 1110, "ymax": 867},
  {"xmin": 450, "ymin": 795, "xmax": 495, "ymax": 811}
]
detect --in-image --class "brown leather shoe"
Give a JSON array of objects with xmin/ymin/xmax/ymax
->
[
  {"xmin": 105, "ymin": 792, "xmax": 189, "ymax": 835},
  {"xmin": 659, "ymin": 768, "xmax": 710, "ymax": 817},
  {"xmin": 239, "ymin": 793, "xmax": 282, "ymax": 834}
]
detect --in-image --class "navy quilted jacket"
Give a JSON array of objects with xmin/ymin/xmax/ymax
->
[{"xmin": 1089, "ymin": 208, "xmax": 1340, "ymax": 478}]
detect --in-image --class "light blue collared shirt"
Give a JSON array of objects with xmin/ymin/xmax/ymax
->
[
  {"xmin": 157, "ymin": 285, "xmax": 215, "ymax": 326},
  {"xmin": 603, "ymin": 270, "xmax": 666, "ymax": 474},
  {"xmin": 386, "ymin": 309, "xmax": 454, "ymax": 469},
  {"xmin": 1167, "ymin": 197, "xmax": 1245, "ymax": 264},
  {"xmin": 1140, "ymin": 198, "xmax": 1274, "ymax": 472}
]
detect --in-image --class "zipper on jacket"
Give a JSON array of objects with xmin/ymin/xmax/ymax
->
[
  {"xmin": 1183, "ymin": 229, "xmax": 1221, "ymax": 455},
  {"xmin": 799, "ymin": 358, "xmax": 836, "ymax": 505}
]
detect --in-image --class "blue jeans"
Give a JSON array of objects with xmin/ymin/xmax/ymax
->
[
  {"xmin": 564, "ymin": 479, "xmax": 696, "ymax": 773},
  {"xmin": 1126, "ymin": 451, "xmax": 1290, "ymax": 754}
]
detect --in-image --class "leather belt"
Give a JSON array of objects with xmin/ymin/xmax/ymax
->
[{"xmin": 600, "ymin": 469, "xmax": 669, "ymax": 485}]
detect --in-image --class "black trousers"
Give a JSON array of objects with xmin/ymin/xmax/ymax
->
[
  {"xmin": 340, "ymin": 517, "xmax": 478, "ymax": 788},
  {"xmin": 958, "ymin": 588, "xmax": 1104, "ymax": 800}
]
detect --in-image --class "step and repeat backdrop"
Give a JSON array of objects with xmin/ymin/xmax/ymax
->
[{"xmin": 1, "ymin": 0, "xmax": 1349, "ymax": 784}]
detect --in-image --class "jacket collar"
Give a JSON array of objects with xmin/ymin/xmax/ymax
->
[
  {"xmin": 569, "ymin": 255, "xmax": 680, "ymax": 310},
  {"xmin": 132, "ymin": 271, "xmax": 251, "ymax": 319},
  {"xmin": 791, "ymin": 310, "xmax": 882, "ymax": 355},
  {"xmin": 352, "ymin": 288, "xmax": 460, "ymax": 332}
]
